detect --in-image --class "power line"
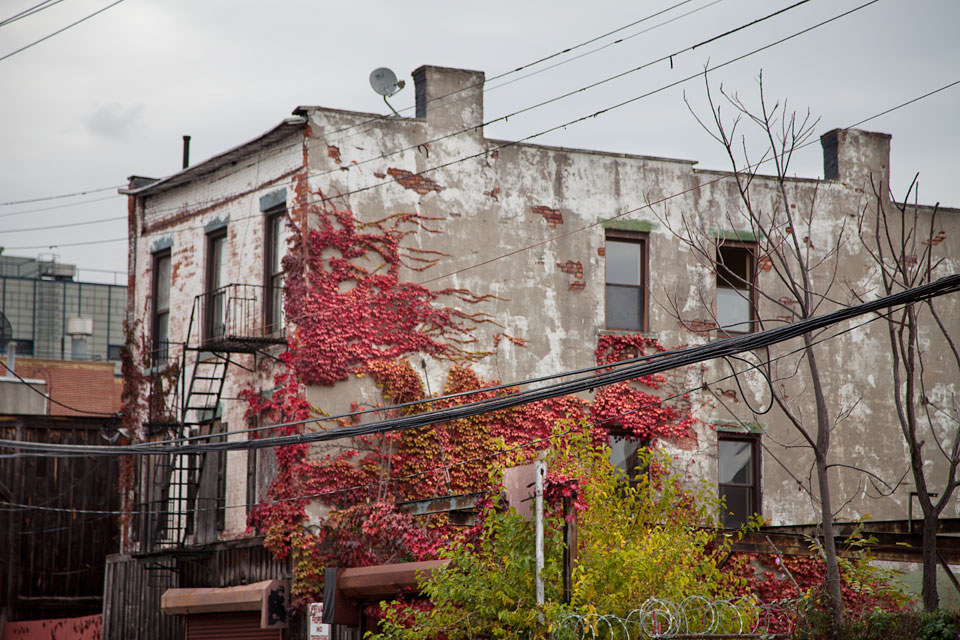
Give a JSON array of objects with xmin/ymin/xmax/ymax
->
[
  {"xmin": 0, "ymin": 185, "xmax": 125, "ymax": 207},
  {"xmin": 3, "ymin": 273, "xmax": 957, "ymax": 459},
  {"xmin": 4, "ymin": 236, "xmax": 126, "ymax": 250},
  {"xmin": 0, "ymin": 306, "xmax": 906, "ymax": 515},
  {"xmin": 0, "ymin": 214, "xmax": 124, "ymax": 234},
  {"xmin": 132, "ymin": 0, "xmax": 824, "ymax": 222},
  {"xmin": 0, "ymin": 0, "xmax": 66, "ymax": 28},
  {"xmin": 0, "ymin": 3, "xmax": 710, "ymax": 206},
  {"xmin": 0, "ymin": 194, "xmax": 122, "ymax": 218},
  {"xmin": 0, "ymin": 0, "xmax": 126, "ymax": 63}
]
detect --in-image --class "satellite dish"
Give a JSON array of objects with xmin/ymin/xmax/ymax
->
[
  {"xmin": 370, "ymin": 67, "xmax": 405, "ymax": 117},
  {"xmin": 370, "ymin": 67, "xmax": 403, "ymax": 96}
]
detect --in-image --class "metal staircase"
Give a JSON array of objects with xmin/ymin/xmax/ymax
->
[{"xmin": 141, "ymin": 284, "xmax": 285, "ymax": 551}]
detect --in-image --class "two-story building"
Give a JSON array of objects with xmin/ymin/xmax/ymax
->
[{"xmin": 109, "ymin": 65, "xmax": 960, "ymax": 639}]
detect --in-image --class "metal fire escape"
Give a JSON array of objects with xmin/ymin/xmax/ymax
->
[{"xmin": 144, "ymin": 284, "xmax": 285, "ymax": 550}]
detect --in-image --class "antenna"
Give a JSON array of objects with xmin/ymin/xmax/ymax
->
[{"xmin": 369, "ymin": 67, "xmax": 405, "ymax": 117}]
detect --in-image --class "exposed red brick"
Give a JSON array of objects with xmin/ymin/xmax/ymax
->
[
  {"xmin": 374, "ymin": 171, "xmax": 386, "ymax": 179},
  {"xmin": 557, "ymin": 260, "xmax": 584, "ymax": 292},
  {"xmin": 531, "ymin": 205, "xmax": 563, "ymax": 229},
  {"xmin": 597, "ymin": 247, "xmax": 606, "ymax": 257},
  {"xmin": 757, "ymin": 254, "xmax": 773, "ymax": 272},
  {"xmin": 387, "ymin": 168, "xmax": 444, "ymax": 196},
  {"xmin": 484, "ymin": 185, "xmax": 500, "ymax": 200},
  {"xmin": 13, "ymin": 359, "xmax": 122, "ymax": 416},
  {"xmin": 327, "ymin": 145, "xmax": 341, "ymax": 164},
  {"xmin": 685, "ymin": 319, "xmax": 717, "ymax": 332},
  {"xmin": 556, "ymin": 260, "xmax": 583, "ymax": 278}
]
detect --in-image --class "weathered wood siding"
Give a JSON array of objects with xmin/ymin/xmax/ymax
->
[
  {"xmin": 102, "ymin": 538, "xmax": 297, "ymax": 640},
  {"xmin": 0, "ymin": 415, "xmax": 121, "ymax": 622}
]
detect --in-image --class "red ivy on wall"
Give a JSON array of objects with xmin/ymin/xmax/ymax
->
[{"xmin": 243, "ymin": 193, "xmax": 697, "ymax": 604}]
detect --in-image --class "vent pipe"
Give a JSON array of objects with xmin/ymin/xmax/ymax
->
[{"xmin": 182, "ymin": 135, "xmax": 191, "ymax": 169}]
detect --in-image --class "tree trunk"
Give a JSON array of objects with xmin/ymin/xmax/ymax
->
[
  {"xmin": 921, "ymin": 510, "xmax": 940, "ymax": 611},
  {"xmin": 804, "ymin": 333, "xmax": 843, "ymax": 633},
  {"xmin": 816, "ymin": 454, "xmax": 843, "ymax": 632}
]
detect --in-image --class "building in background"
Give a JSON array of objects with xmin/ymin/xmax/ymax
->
[
  {"xmin": 0, "ymin": 254, "xmax": 126, "ymax": 363},
  {"xmin": 0, "ymin": 254, "xmax": 125, "ymax": 631}
]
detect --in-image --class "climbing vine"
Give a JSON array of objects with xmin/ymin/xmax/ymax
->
[{"xmin": 243, "ymin": 192, "xmax": 698, "ymax": 608}]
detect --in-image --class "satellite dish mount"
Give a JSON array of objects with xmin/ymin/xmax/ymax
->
[{"xmin": 369, "ymin": 67, "xmax": 405, "ymax": 117}]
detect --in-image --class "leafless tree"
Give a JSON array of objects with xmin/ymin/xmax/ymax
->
[
  {"xmin": 659, "ymin": 72, "xmax": 859, "ymax": 630},
  {"xmin": 858, "ymin": 178, "xmax": 960, "ymax": 612}
]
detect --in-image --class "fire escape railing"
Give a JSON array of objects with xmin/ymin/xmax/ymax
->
[
  {"xmin": 137, "ymin": 283, "xmax": 286, "ymax": 552},
  {"xmin": 197, "ymin": 283, "xmax": 285, "ymax": 352}
]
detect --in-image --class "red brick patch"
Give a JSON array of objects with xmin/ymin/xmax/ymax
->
[
  {"xmin": 685, "ymin": 319, "xmax": 717, "ymax": 332},
  {"xmin": 484, "ymin": 185, "xmax": 500, "ymax": 200},
  {"xmin": 387, "ymin": 168, "xmax": 444, "ymax": 195},
  {"xmin": 327, "ymin": 145, "xmax": 341, "ymax": 164},
  {"xmin": 531, "ymin": 205, "xmax": 563, "ymax": 229}
]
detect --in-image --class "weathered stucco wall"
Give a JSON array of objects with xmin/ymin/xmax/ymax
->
[
  {"xmin": 301, "ymin": 65, "xmax": 959, "ymax": 526},
  {"xmin": 129, "ymin": 63, "xmax": 959, "ymax": 547}
]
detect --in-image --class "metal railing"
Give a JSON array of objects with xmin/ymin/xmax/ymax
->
[{"xmin": 196, "ymin": 283, "xmax": 284, "ymax": 350}]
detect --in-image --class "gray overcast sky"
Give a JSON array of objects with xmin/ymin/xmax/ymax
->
[{"xmin": 1, "ymin": 0, "xmax": 957, "ymax": 283}]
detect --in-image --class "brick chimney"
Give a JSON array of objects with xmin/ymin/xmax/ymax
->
[
  {"xmin": 412, "ymin": 65, "xmax": 485, "ymax": 134},
  {"xmin": 821, "ymin": 128, "xmax": 891, "ymax": 192}
]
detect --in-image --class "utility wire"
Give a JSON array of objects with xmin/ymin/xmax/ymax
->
[
  {"xmin": 0, "ymin": 184, "xmax": 124, "ymax": 207},
  {"xmin": 0, "ymin": 306, "xmax": 906, "ymax": 515},
  {"xmin": 131, "ymin": 0, "xmax": 823, "ymax": 221},
  {"xmin": 0, "ymin": 0, "xmax": 126, "ymax": 63},
  {"xmin": 5, "ymin": 236, "xmax": 126, "ymax": 250},
  {"xmin": 0, "ymin": 194, "xmax": 122, "ymax": 218},
  {"xmin": 0, "ymin": 2, "xmax": 709, "ymax": 204},
  {"xmin": 0, "ymin": 214, "xmax": 125, "ymax": 234},
  {"xmin": 0, "ymin": 0, "xmax": 66, "ymax": 28},
  {"xmin": 3, "ymin": 273, "xmax": 957, "ymax": 458}
]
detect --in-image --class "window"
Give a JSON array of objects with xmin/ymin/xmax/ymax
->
[
  {"xmin": 605, "ymin": 231, "xmax": 647, "ymax": 331},
  {"xmin": 152, "ymin": 250, "xmax": 171, "ymax": 362},
  {"xmin": 718, "ymin": 433, "xmax": 760, "ymax": 528},
  {"xmin": 608, "ymin": 430, "xmax": 649, "ymax": 486},
  {"xmin": 716, "ymin": 243, "xmax": 756, "ymax": 333},
  {"xmin": 264, "ymin": 208, "xmax": 287, "ymax": 334},
  {"xmin": 205, "ymin": 230, "xmax": 227, "ymax": 340}
]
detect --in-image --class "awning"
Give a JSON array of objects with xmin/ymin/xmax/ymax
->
[{"xmin": 161, "ymin": 579, "xmax": 288, "ymax": 629}]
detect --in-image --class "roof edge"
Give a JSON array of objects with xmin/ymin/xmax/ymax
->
[{"xmin": 120, "ymin": 117, "xmax": 306, "ymax": 197}]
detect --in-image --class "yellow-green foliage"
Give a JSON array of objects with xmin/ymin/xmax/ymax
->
[
  {"xmin": 569, "ymin": 442, "xmax": 742, "ymax": 614},
  {"xmin": 370, "ymin": 424, "xmax": 748, "ymax": 639}
]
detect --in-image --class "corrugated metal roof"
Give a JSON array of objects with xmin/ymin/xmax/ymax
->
[{"xmin": 120, "ymin": 118, "xmax": 306, "ymax": 198}]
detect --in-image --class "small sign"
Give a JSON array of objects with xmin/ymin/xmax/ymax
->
[{"xmin": 309, "ymin": 602, "xmax": 331, "ymax": 640}]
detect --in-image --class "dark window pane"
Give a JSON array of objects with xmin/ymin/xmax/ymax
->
[
  {"xmin": 606, "ymin": 284, "xmax": 643, "ymax": 330},
  {"xmin": 718, "ymin": 245, "xmax": 751, "ymax": 288},
  {"xmin": 720, "ymin": 485, "xmax": 753, "ymax": 528},
  {"xmin": 606, "ymin": 240, "xmax": 642, "ymax": 286},
  {"xmin": 719, "ymin": 439, "xmax": 753, "ymax": 484}
]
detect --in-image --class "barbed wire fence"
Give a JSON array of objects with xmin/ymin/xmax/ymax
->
[{"xmin": 551, "ymin": 596, "xmax": 802, "ymax": 639}]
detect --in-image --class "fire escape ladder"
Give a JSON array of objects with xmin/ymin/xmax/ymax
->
[{"xmin": 145, "ymin": 286, "xmax": 286, "ymax": 550}]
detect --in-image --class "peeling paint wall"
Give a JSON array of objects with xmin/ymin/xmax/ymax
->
[{"xmin": 129, "ymin": 64, "xmax": 959, "ymax": 547}]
